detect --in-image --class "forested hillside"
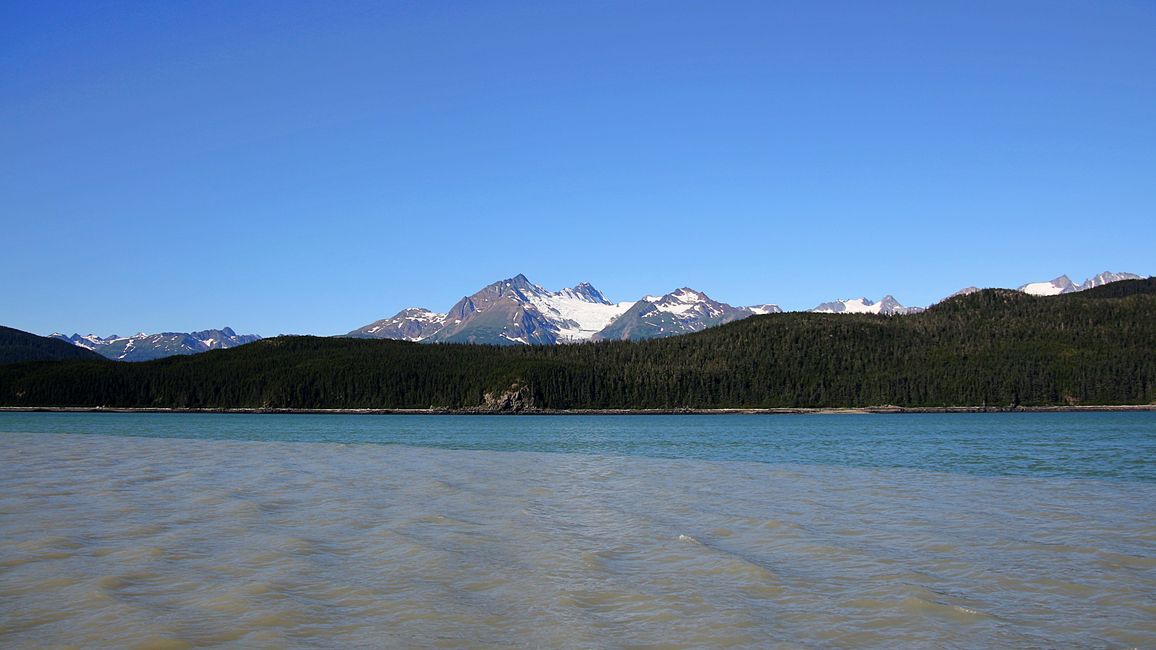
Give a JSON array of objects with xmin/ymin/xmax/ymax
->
[
  {"xmin": 0, "ymin": 327, "xmax": 106, "ymax": 364},
  {"xmin": 2, "ymin": 280, "xmax": 1154, "ymax": 409}
]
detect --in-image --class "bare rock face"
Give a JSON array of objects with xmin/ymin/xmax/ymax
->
[{"xmin": 480, "ymin": 384, "xmax": 536, "ymax": 412}]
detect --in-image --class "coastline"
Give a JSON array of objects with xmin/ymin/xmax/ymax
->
[{"xmin": 1, "ymin": 404, "xmax": 1154, "ymax": 415}]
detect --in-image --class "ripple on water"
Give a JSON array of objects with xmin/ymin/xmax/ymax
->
[{"xmin": 0, "ymin": 431, "xmax": 1154, "ymax": 648}]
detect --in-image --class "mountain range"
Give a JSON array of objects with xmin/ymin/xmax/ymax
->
[
  {"xmin": 49, "ymin": 327, "xmax": 261, "ymax": 362},
  {"xmin": 347, "ymin": 274, "xmax": 781, "ymax": 346},
  {"xmin": 349, "ymin": 271, "xmax": 1144, "ymax": 346},
  {"xmin": 6, "ymin": 278, "xmax": 1155, "ymax": 409},
  {"xmin": 1016, "ymin": 271, "xmax": 1143, "ymax": 296},
  {"xmin": 40, "ymin": 270, "xmax": 1147, "ymax": 359},
  {"xmin": 811, "ymin": 295, "xmax": 923, "ymax": 316}
]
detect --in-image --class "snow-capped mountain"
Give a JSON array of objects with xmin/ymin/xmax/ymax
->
[
  {"xmin": 1018, "ymin": 275, "xmax": 1079, "ymax": 296},
  {"xmin": 347, "ymin": 308, "xmax": 447, "ymax": 341},
  {"xmin": 421, "ymin": 274, "xmax": 636, "ymax": 345},
  {"xmin": 814, "ymin": 271, "xmax": 1145, "ymax": 314},
  {"xmin": 349, "ymin": 275, "xmax": 781, "ymax": 345},
  {"xmin": 347, "ymin": 269, "xmax": 1148, "ymax": 345},
  {"xmin": 38, "ymin": 270, "xmax": 1150, "ymax": 356},
  {"xmin": 646, "ymin": 288, "xmax": 735, "ymax": 318},
  {"xmin": 1017, "ymin": 271, "xmax": 1143, "ymax": 296},
  {"xmin": 50, "ymin": 327, "xmax": 260, "ymax": 362},
  {"xmin": 1077, "ymin": 271, "xmax": 1143, "ymax": 290},
  {"xmin": 811, "ymin": 295, "xmax": 920, "ymax": 316},
  {"xmin": 592, "ymin": 288, "xmax": 768, "ymax": 341},
  {"xmin": 747, "ymin": 304, "xmax": 783, "ymax": 315}
]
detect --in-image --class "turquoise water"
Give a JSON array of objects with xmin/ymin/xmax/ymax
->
[{"xmin": 2, "ymin": 411, "xmax": 1154, "ymax": 481}]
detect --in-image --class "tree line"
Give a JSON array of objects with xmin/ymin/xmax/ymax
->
[{"xmin": 1, "ymin": 280, "xmax": 1153, "ymax": 409}]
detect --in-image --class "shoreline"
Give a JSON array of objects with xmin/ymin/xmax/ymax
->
[{"xmin": 1, "ymin": 404, "xmax": 1154, "ymax": 415}]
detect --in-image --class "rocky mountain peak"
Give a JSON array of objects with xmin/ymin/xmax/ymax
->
[
  {"xmin": 1019, "ymin": 274, "xmax": 1079, "ymax": 296},
  {"xmin": 746, "ymin": 304, "xmax": 783, "ymax": 315},
  {"xmin": 1080, "ymin": 271, "xmax": 1142, "ymax": 290},
  {"xmin": 561, "ymin": 282, "xmax": 611, "ymax": 305}
]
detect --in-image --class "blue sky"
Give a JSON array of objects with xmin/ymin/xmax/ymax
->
[{"xmin": 3, "ymin": 1, "xmax": 1153, "ymax": 336}]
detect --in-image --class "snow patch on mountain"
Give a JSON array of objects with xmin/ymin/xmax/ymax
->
[
  {"xmin": 645, "ymin": 288, "xmax": 727, "ymax": 319},
  {"xmin": 51, "ymin": 327, "xmax": 260, "ymax": 361},
  {"xmin": 812, "ymin": 295, "xmax": 915, "ymax": 315},
  {"xmin": 524, "ymin": 282, "xmax": 634, "ymax": 342},
  {"xmin": 1016, "ymin": 272, "xmax": 1143, "ymax": 296},
  {"xmin": 352, "ymin": 308, "xmax": 448, "ymax": 341},
  {"xmin": 347, "ymin": 269, "xmax": 1147, "ymax": 345},
  {"xmin": 745, "ymin": 304, "xmax": 783, "ymax": 315},
  {"xmin": 1078, "ymin": 271, "xmax": 1142, "ymax": 290},
  {"xmin": 1019, "ymin": 275, "xmax": 1078, "ymax": 296}
]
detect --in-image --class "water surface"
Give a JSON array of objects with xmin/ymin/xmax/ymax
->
[
  {"xmin": 1, "ymin": 413, "xmax": 1154, "ymax": 647},
  {"xmin": 2, "ymin": 411, "xmax": 1154, "ymax": 481}
]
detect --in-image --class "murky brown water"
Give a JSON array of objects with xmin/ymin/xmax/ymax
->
[{"xmin": 2, "ymin": 432, "xmax": 1154, "ymax": 648}]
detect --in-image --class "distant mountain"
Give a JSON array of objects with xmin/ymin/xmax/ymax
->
[
  {"xmin": 349, "ymin": 269, "xmax": 1141, "ymax": 343},
  {"xmin": 811, "ymin": 295, "xmax": 921, "ymax": 316},
  {"xmin": 1017, "ymin": 271, "xmax": 1142, "ymax": 296},
  {"xmin": 747, "ymin": 304, "xmax": 783, "ymax": 315},
  {"xmin": 936, "ymin": 271, "xmax": 1145, "ymax": 303},
  {"xmin": 592, "ymin": 288, "xmax": 769, "ymax": 341},
  {"xmin": 350, "ymin": 275, "xmax": 782, "ymax": 345},
  {"xmin": 810, "ymin": 271, "xmax": 1145, "ymax": 314},
  {"xmin": 1078, "ymin": 271, "xmax": 1143, "ymax": 290},
  {"xmin": 348, "ymin": 308, "xmax": 447, "ymax": 341},
  {"xmin": 426, "ymin": 274, "xmax": 636, "ymax": 345},
  {"xmin": 1018, "ymin": 275, "xmax": 1079, "ymax": 296},
  {"xmin": 1, "ymin": 326, "xmax": 106, "ymax": 364},
  {"xmin": 50, "ymin": 327, "xmax": 260, "ymax": 361}
]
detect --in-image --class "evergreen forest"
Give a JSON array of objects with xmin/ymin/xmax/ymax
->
[{"xmin": 2, "ymin": 280, "xmax": 1154, "ymax": 410}]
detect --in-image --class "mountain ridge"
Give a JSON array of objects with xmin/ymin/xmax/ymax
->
[
  {"xmin": 1, "ymin": 326, "xmax": 107, "ymax": 364},
  {"xmin": 5, "ymin": 278, "xmax": 1154, "ymax": 409},
  {"xmin": 350, "ymin": 270, "xmax": 1145, "ymax": 346},
  {"xmin": 811, "ymin": 295, "xmax": 922, "ymax": 315},
  {"xmin": 44, "ymin": 270, "xmax": 1150, "ymax": 357},
  {"xmin": 349, "ymin": 274, "xmax": 781, "ymax": 346},
  {"xmin": 50, "ymin": 327, "xmax": 260, "ymax": 362},
  {"xmin": 1016, "ymin": 271, "xmax": 1142, "ymax": 296}
]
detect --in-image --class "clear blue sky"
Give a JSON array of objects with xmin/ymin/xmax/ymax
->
[{"xmin": 3, "ymin": 1, "xmax": 1153, "ymax": 336}]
